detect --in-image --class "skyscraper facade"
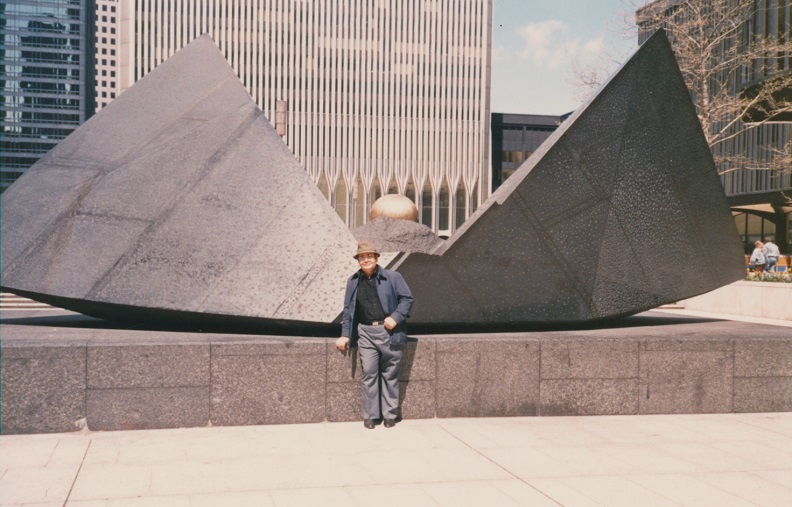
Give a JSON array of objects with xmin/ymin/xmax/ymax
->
[
  {"xmin": 119, "ymin": 0, "xmax": 492, "ymax": 234},
  {"xmin": 94, "ymin": 0, "xmax": 120, "ymax": 111},
  {"xmin": 0, "ymin": 0, "xmax": 95, "ymax": 191}
]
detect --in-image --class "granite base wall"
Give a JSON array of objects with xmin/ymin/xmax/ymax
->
[{"xmin": 2, "ymin": 315, "xmax": 791, "ymax": 434}]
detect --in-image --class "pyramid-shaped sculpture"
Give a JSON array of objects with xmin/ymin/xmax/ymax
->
[
  {"xmin": 0, "ymin": 35, "xmax": 358, "ymax": 330},
  {"xmin": 391, "ymin": 30, "xmax": 745, "ymax": 325},
  {"xmin": 1, "ymin": 31, "xmax": 744, "ymax": 330}
]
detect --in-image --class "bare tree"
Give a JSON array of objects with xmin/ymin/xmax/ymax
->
[{"xmin": 578, "ymin": 0, "xmax": 792, "ymax": 176}]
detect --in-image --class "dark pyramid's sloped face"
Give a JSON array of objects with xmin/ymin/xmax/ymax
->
[
  {"xmin": 1, "ymin": 35, "xmax": 358, "ymax": 329},
  {"xmin": 393, "ymin": 30, "xmax": 745, "ymax": 325}
]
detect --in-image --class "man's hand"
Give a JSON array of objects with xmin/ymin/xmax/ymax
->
[
  {"xmin": 335, "ymin": 336, "xmax": 349, "ymax": 351},
  {"xmin": 384, "ymin": 316, "xmax": 397, "ymax": 330}
]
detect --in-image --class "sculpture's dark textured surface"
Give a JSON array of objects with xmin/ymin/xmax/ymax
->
[
  {"xmin": 392, "ymin": 30, "xmax": 745, "ymax": 325},
  {"xmin": 1, "ymin": 31, "xmax": 744, "ymax": 330},
  {"xmin": 0, "ymin": 35, "xmax": 358, "ymax": 329}
]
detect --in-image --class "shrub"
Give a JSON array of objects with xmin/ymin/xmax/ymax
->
[{"xmin": 744, "ymin": 271, "xmax": 792, "ymax": 283}]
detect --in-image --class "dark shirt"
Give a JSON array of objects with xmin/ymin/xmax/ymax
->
[{"xmin": 355, "ymin": 269, "xmax": 388, "ymax": 323}]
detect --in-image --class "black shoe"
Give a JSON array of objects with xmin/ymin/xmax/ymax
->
[
  {"xmin": 384, "ymin": 419, "xmax": 396, "ymax": 428},
  {"xmin": 363, "ymin": 419, "xmax": 376, "ymax": 429}
]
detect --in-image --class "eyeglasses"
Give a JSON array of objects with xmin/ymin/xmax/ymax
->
[{"xmin": 358, "ymin": 253, "xmax": 377, "ymax": 261}]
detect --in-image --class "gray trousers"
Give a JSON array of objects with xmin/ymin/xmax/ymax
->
[{"xmin": 358, "ymin": 323, "xmax": 404, "ymax": 420}]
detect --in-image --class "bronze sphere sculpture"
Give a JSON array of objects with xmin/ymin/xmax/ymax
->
[{"xmin": 370, "ymin": 194, "xmax": 419, "ymax": 222}]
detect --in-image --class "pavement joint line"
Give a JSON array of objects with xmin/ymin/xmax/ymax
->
[
  {"xmin": 730, "ymin": 415, "xmax": 792, "ymax": 441},
  {"xmin": 623, "ymin": 474, "xmax": 681, "ymax": 505},
  {"xmin": 63, "ymin": 438, "xmax": 92, "ymax": 507},
  {"xmin": 435, "ymin": 421, "xmax": 563, "ymax": 506}
]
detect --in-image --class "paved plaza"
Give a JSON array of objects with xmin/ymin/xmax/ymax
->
[{"xmin": 2, "ymin": 411, "xmax": 792, "ymax": 506}]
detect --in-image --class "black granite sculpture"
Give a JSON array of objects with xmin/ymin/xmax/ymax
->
[
  {"xmin": 0, "ymin": 31, "xmax": 745, "ymax": 330},
  {"xmin": 393, "ymin": 30, "xmax": 745, "ymax": 325}
]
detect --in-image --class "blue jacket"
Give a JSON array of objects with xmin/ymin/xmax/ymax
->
[{"xmin": 341, "ymin": 266, "xmax": 414, "ymax": 346}]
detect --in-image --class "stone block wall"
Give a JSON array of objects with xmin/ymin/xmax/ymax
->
[{"xmin": 2, "ymin": 317, "xmax": 791, "ymax": 434}]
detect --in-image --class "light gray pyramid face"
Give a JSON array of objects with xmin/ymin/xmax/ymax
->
[
  {"xmin": 1, "ymin": 35, "xmax": 359, "ymax": 329},
  {"xmin": 392, "ymin": 30, "xmax": 745, "ymax": 325}
]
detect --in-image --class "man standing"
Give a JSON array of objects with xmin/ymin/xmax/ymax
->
[
  {"xmin": 764, "ymin": 236, "xmax": 780, "ymax": 273},
  {"xmin": 335, "ymin": 241, "xmax": 414, "ymax": 429}
]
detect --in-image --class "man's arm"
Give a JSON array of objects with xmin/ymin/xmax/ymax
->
[
  {"xmin": 337, "ymin": 277, "xmax": 354, "ymax": 350},
  {"xmin": 340, "ymin": 278, "xmax": 354, "ymax": 336},
  {"xmin": 388, "ymin": 271, "xmax": 414, "ymax": 326}
]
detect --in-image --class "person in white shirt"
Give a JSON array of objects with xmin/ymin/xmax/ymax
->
[
  {"xmin": 763, "ymin": 236, "xmax": 780, "ymax": 273},
  {"xmin": 750, "ymin": 241, "xmax": 766, "ymax": 273}
]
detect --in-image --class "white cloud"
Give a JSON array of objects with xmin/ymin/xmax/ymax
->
[
  {"xmin": 518, "ymin": 20, "xmax": 605, "ymax": 69},
  {"xmin": 491, "ymin": 44, "xmax": 507, "ymax": 62},
  {"xmin": 582, "ymin": 38, "xmax": 605, "ymax": 55}
]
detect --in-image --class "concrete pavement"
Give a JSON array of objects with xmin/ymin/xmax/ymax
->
[{"xmin": 2, "ymin": 412, "xmax": 792, "ymax": 506}]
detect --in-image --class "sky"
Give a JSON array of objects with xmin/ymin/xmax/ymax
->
[{"xmin": 491, "ymin": 0, "xmax": 648, "ymax": 115}]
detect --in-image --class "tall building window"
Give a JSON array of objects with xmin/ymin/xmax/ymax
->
[{"xmin": 125, "ymin": 0, "xmax": 492, "ymax": 234}]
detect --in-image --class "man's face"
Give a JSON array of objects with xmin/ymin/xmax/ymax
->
[{"xmin": 358, "ymin": 253, "xmax": 378, "ymax": 276}]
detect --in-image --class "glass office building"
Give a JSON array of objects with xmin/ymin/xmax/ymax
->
[
  {"xmin": 0, "ymin": 0, "xmax": 94, "ymax": 192},
  {"xmin": 490, "ymin": 112, "xmax": 570, "ymax": 191}
]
